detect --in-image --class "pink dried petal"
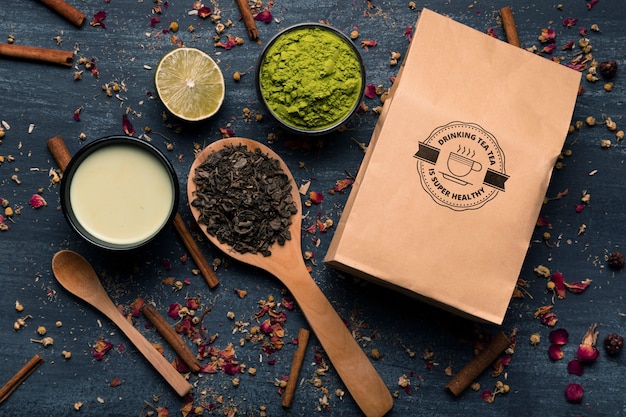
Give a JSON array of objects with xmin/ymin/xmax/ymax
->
[
  {"xmin": 563, "ymin": 17, "xmax": 578, "ymax": 28},
  {"xmin": 215, "ymin": 35, "xmax": 238, "ymax": 50},
  {"xmin": 186, "ymin": 297, "xmax": 200, "ymax": 310},
  {"xmin": 92, "ymin": 339, "xmax": 114, "ymax": 360},
  {"xmin": 29, "ymin": 194, "xmax": 47, "ymax": 209},
  {"xmin": 550, "ymin": 272, "xmax": 567, "ymax": 299},
  {"xmin": 364, "ymin": 83, "xmax": 377, "ymax": 99},
  {"xmin": 197, "ymin": 6, "xmax": 212, "ymax": 18},
  {"xmin": 254, "ymin": 8, "xmax": 273, "ymax": 23},
  {"xmin": 481, "ymin": 389, "xmax": 494, "ymax": 403},
  {"xmin": 90, "ymin": 11, "xmax": 107, "ymax": 28},
  {"xmin": 566, "ymin": 278, "xmax": 592, "ymax": 293},
  {"xmin": 549, "ymin": 328, "xmax": 569, "ymax": 345},
  {"xmin": 333, "ymin": 178, "xmax": 354, "ymax": 193},
  {"xmin": 538, "ymin": 28, "xmax": 556, "ymax": 43},
  {"xmin": 122, "ymin": 114, "xmax": 135, "ymax": 136},
  {"xmin": 130, "ymin": 298, "xmax": 145, "ymax": 318},
  {"xmin": 561, "ymin": 41, "xmax": 575, "ymax": 50},
  {"xmin": 579, "ymin": 28, "xmax": 587, "ymax": 36},
  {"xmin": 361, "ymin": 39, "xmax": 377, "ymax": 48},
  {"xmin": 309, "ymin": 191, "xmax": 324, "ymax": 204},
  {"xmin": 567, "ymin": 359, "xmax": 584, "ymax": 376},
  {"xmin": 168, "ymin": 303, "xmax": 182, "ymax": 319},
  {"xmin": 260, "ymin": 319, "xmax": 272, "ymax": 334},
  {"xmin": 548, "ymin": 344, "xmax": 564, "ymax": 360},
  {"xmin": 541, "ymin": 312, "xmax": 559, "ymax": 327},
  {"xmin": 564, "ymin": 383, "xmax": 584, "ymax": 403},
  {"xmin": 540, "ymin": 45, "xmax": 557, "ymax": 54},
  {"xmin": 574, "ymin": 204, "xmax": 585, "ymax": 213},
  {"xmin": 150, "ymin": 17, "xmax": 161, "ymax": 27},
  {"xmin": 587, "ymin": 0, "xmax": 599, "ymax": 10}
]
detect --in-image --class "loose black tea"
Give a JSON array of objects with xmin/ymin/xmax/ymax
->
[{"xmin": 191, "ymin": 144, "xmax": 297, "ymax": 256}]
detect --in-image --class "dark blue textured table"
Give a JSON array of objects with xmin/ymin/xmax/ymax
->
[{"xmin": 0, "ymin": 1, "xmax": 624, "ymax": 416}]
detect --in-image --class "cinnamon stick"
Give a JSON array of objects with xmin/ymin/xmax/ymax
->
[
  {"xmin": 143, "ymin": 304, "xmax": 201, "ymax": 373},
  {"xmin": 281, "ymin": 328, "xmax": 310, "ymax": 408},
  {"xmin": 0, "ymin": 354, "xmax": 44, "ymax": 404},
  {"xmin": 47, "ymin": 135, "xmax": 72, "ymax": 171},
  {"xmin": 46, "ymin": 135, "xmax": 219, "ymax": 289},
  {"xmin": 40, "ymin": 0, "xmax": 86, "ymax": 27},
  {"xmin": 0, "ymin": 44, "xmax": 73, "ymax": 67},
  {"xmin": 173, "ymin": 213, "xmax": 219, "ymax": 289},
  {"xmin": 445, "ymin": 331, "xmax": 511, "ymax": 396},
  {"xmin": 235, "ymin": 0, "xmax": 259, "ymax": 40},
  {"xmin": 500, "ymin": 6, "xmax": 521, "ymax": 47}
]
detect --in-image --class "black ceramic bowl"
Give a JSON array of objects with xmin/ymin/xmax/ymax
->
[
  {"xmin": 60, "ymin": 136, "xmax": 179, "ymax": 251},
  {"xmin": 255, "ymin": 23, "xmax": 366, "ymax": 135}
]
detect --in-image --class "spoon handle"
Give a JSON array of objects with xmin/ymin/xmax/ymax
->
[
  {"xmin": 92, "ymin": 297, "xmax": 193, "ymax": 397},
  {"xmin": 278, "ymin": 264, "xmax": 393, "ymax": 417}
]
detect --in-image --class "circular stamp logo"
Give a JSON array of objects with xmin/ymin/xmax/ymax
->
[{"xmin": 414, "ymin": 121, "xmax": 508, "ymax": 211}]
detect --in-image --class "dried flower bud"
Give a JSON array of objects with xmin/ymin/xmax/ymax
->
[
  {"xmin": 599, "ymin": 60, "xmax": 618, "ymax": 79},
  {"xmin": 603, "ymin": 333, "xmax": 624, "ymax": 355}
]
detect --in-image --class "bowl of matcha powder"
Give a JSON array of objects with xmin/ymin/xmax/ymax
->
[{"xmin": 255, "ymin": 23, "xmax": 366, "ymax": 135}]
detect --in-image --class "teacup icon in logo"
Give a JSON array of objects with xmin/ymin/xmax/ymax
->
[{"xmin": 447, "ymin": 151, "xmax": 482, "ymax": 177}]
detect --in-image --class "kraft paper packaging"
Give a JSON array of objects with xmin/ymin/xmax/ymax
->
[{"xmin": 325, "ymin": 8, "xmax": 581, "ymax": 324}]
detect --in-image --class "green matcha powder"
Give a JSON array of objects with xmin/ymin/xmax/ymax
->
[{"xmin": 259, "ymin": 26, "xmax": 363, "ymax": 130}]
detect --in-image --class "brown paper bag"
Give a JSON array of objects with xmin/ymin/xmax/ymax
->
[{"xmin": 325, "ymin": 8, "xmax": 581, "ymax": 324}]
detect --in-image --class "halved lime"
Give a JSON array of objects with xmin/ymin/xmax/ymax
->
[{"xmin": 154, "ymin": 47, "xmax": 225, "ymax": 122}]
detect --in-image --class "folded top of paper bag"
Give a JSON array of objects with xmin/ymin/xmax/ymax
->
[{"xmin": 325, "ymin": 8, "xmax": 581, "ymax": 324}]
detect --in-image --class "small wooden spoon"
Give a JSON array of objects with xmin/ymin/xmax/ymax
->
[
  {"xmin": 188, "ymin": 138, "xmax": 393, "ymax": 417},
  {"xmin": 51, "ymin": 250, "xmax": 193, "ymax": 397}
]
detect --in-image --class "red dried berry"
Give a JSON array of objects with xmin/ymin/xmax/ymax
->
[
  {"xmin": 607, "ymin": 251, "xmax": 624, "ymax": 270},
  {"xmin": 604, "ymin": 333, "xmax": 624, "ymax": 356},
  {"xmin": 599, "ymin": 60, "xmax": 618, "ymax": 79}
]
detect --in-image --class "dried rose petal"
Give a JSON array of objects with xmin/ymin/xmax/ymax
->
[
  {"xmin": 540, "ymin": 45, "xmax": 556, "ymax": 54},
  {"xmin": 197, "ymin": 6, "xmax": 212, "ymax": 18},
  {"xmin": 186, "ymin": 297, "xmax": 200, "ymax": 310},
  {"xmin": 364, "ymin": 83, "xmax": 377, "ymax": 99},
  {"xmin": 541, "ymin": 312, "xmax": 559, "ymax": 327},
  {"xmin": 122, "ymin": 114, "xmax": 135, "ymax": 136},
  {"xmin": 550, "ymin": 272, "xmax": 567, "ymax": 299},
  {"xmin": 548, "ymin": 344, "xmax": 564, "ymax": 360},
  {"xmin": 130, "ymin": 298, "xmax": 145, "ymax": 317},
  {"xmin": 361, "ymin": 39, "xmax": 377, "ymax": 48},
  {"xmin": 562, "ymin": 17, "xmax": 578, "ymax": 28},
  {"xmin": 150, "ymin": 17, "xmax": 161, "ymax": 27},
  {"xmin": 538, "ymin": 28, "xmax": 556, "ymax": 43},
  {"xmin": 567, "ymin": 359, "xmax": 584, "ymax": 376},
  {"xmin": 92, "ymin": 339, "xmax": 114, "ymax": 360},
  {"xmin": 168, "ymin": 303, "xmax": 182, "ymax": 319},
  {"xmin": 561, "ymin": 41, "xmax": 575, "ymax": 50},
  {"xmin": 565, "ymin": 279, "xmax": 592, "ymax": 293},
  {"xmin": 564, "ymin": 383, "xmax": 584, "ymax": 403},
  {"xmin": 587, "ymin": 0, "xmax": 599, "ymax": 10},
  {"xmin": 333, "ymin": 178, "xmax": 354, "ymax": 193},
  {"xmin": 90, "ymin": 11, "xmax": 107, "ymax": 28},
  {"xmin": 260, "ymin": 319, "xmax": 272, "ymax": 334},
  {"xmin": 29, "ymin": 194, "xmax": 47, "ymax": 209},
  {"xmin": 481, "ymin": 389, "xmax": 494, "ymax": 403},
  {"xmin": 549, "ymin": 328, "xmax": 569, "ymax": 345},
  {"xmin": 309, "ymin": 191, "xmax": 324, "ymax": 204},
  {"xmin": 254, "ymin": 8, "xmax": 273, "ymax": 23}
]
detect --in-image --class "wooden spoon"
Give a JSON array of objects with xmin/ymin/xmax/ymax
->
[
  {"xmin": 51, "ymin": 250, "xmax": 193, "ymax": 397},
  {"xmin": 188, "ymin": 138, "xmax": 393, "ymax": 417}
]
